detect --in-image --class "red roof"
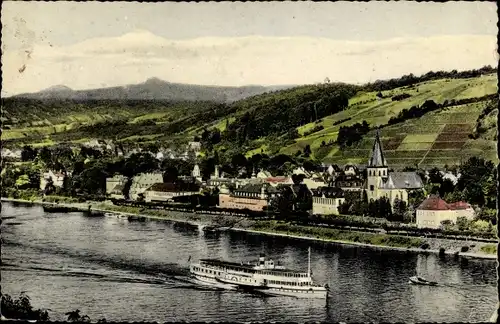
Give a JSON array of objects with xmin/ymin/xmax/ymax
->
[
  {"xmin": 448, "ymin": 201, "xmax": 472, "ymax": 210},
  {"xmin": 265, "ymin": 177, "xmax": 290, "ymax": 183},
  {"xmin": 417, "ymin": 195, "xmax": 451, "ymax": 211}
]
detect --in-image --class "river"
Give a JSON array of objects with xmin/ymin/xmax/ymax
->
[{"xmin": 1, "ymin": 202, "xmax": 497, "ymax": 322}]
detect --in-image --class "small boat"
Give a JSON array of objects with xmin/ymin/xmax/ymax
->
[{"xmin": 409, "ymin": 276, "xmax": 438, "ymax": 286}]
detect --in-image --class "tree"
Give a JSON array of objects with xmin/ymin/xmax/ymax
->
[
  {"xmin": 293, "ymin": 184, "xmax": 313, "ymax": 214},
  {"xmin": 15, "ymin": 174, "xmax": 30, "ymax": 189},
  {"xmin": 303, "ymin": 145, "xmax": 312, "ymax": 158},
  {"xmin": 21, "ymin": 145, "xmax": 37, "ymax": 161},
  {"xmin": 269, "ymin": 186, "xmax": 295, "ymax": 220},
  {"xmin": 456, "ymin": 216, "xmax": 469, "ymax": 231},
  {"xmin": 392, "ymin": 198, "xmax": 408, "ymax": 222},
  {"xmin": 457, "ymin": 157, "xmax": 495, "ymax": 206},
  {"xmin": 438, "ymin": 178, "xmax": 455, "ymax": 197},
  {"xmin": 377, "ymin": 197, "xmax": 393, "ymax": 219},
  {"xmin": 65, "ymin": 309, "xmax": 91, "ymax": 323},
  {"xmin": 1, "ymin": 292, "xmax": 49, "ymax": 321},
  {"xmin": 427, "ymin": 167, "xmax": 443, "ymax": 185}
]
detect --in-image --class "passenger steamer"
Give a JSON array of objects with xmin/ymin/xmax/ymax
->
[{"xmin": 189, "ymin": 248, "xmax": 328, "ymax": 298}]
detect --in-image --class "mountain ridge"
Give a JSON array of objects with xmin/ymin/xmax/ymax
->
[{"xmin": 11, "ymin": 78, "xmax": 295, "ymax": 103}]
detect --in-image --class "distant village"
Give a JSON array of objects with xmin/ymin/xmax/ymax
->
[{"xmin": 4, "ymin": 130, "xmax": 477, "ymax": 231}]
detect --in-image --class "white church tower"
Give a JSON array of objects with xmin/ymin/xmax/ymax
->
[{"xmin": 366, "ymin": 129, "xmax": 388, "ymax": 201}]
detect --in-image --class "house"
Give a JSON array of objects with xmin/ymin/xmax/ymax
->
[
  {"xmin": 365, "ymin": 129, "xmax": 423, "ymax": 205},
  {"xmin": 311, "ymin": 187, "xmax": 345, "ymax": 216},
  {"xmin": 129, "ymin": 173, "xmax": 164, "ymax": 200},
  {"xmin": 83, "ymin": 139, "xmax": 101, "ymax": 149},
  {"xmin": 344, "ymin": 165, "xmax": 359, "ymax": 176},
  {"xmin": 40, "ymin": 170, "xmax": 67, "ymax": 190},
  {"xmin": 264, "ymin": 176, "xmax": 294, "ymax": 187},
  {"xmin": 188, "ymin": 141, "xmax": 202, "ymax": 152},
  {"xmin": 335, "ymin": 174, "xmax": 364, "ymax": 191},
  {"xmin": 256, "ymin": 170, "xmax": 273, "ymax": 179},
  {"xmin": 327, "ymin": 164, "xmax": 342, "ymax": 176},
  {"xmin": 106, "ymin": 175, "xmax": 128, "ymax": 199},
  {"xmin": 2, "ymin": 148, "xmax": 22, "ymax": 160},
  {"xmin": 207, "ymin": 166, "xmax": 238, "ymax": 189},
  {"xmin": 144, "ymin": 181, "xmax": 201, "ymax": 203},
  {"xmin": 292, "ymin": 167, "xmax": 312, "ymax": 178},
  {"xmin": 416, "ymin": 195, "xmax": 475, "ymax": 229},
  {"xmin": 303, "ymin": 173, "xmax": 327, "ymax": 190},
  {"xmin": 447, "ymin": 201, "xmax": 475, "ymax": 220},
  {"xmin": 218, "ymin": 183, "xmax": 278, "ymax": 211}
]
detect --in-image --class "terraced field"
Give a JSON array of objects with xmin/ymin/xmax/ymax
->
[
  {"xmin": 322, "ymin": 101, "xmax": 496, "ymax": 168},
  {"xmin": 278, "ymin": 74, "xmax": 497, "ymax": 168}
]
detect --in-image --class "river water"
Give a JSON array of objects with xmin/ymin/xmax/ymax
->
[{"xmin": 1, "ymin": 202, "xmax": 497, "ymax": 322}]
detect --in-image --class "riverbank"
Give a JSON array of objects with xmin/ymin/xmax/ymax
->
[{"xmin": 2, "ymin": 197, "xmax": 497, "ymax": 260}]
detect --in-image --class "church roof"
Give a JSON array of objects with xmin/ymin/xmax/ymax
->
[
  {"xmin": 380, "ymin": 172, "xmax": 424, "ymax": 189},
  {"xmin": 368, "ymin": 129, "xmax": 387, "ymax": 167}
]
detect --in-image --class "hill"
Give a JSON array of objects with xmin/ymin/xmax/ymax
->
[
  {"xmin": 10, "ymin": 78, "xmax": 291, "ymax": 103},
  {"xmin": 275, "ymin": 74, "xmax": 498, "ymax": 168},
  {"xmin": 2, "ymin": 67, "xmax": 497, "ymax": 168}
]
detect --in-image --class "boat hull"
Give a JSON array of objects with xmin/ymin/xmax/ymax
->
[
  {"xmin": 255, "ymin": 287, "xmax": 328, "ymax": 299},
  {"xmin": 191, "ymin": 274, "xmax": 238, "ymax": 290},
  {"xmin": 215, "ymin": 276, "xmax": 268, "ymax": 289}
]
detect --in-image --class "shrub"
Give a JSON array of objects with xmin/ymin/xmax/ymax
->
[
  {"xmin": 460, "ymin": 246, "xmax": 469, "ymax": 253},
  {"xmin": 420, "ymin": 243, "xmax": 430, "ymax": 250},
  {"xmin": 480, "ymin": 244, "xmax": 497, "ymax": 254}
]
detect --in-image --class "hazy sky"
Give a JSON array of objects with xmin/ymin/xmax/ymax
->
[{"xmin": 2, "ymin": 1, "xmax": 498, "ymax": 96}]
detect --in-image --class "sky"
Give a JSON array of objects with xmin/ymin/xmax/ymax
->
[{"xmin": 1, "ymin": 1, "xmax": 498, "ymax": 96}]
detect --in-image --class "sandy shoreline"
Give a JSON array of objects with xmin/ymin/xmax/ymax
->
[{"xmin": 2, "ymin": 197, "xmax": 497, "ymax": 260}]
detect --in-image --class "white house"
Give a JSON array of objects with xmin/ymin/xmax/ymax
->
[
  {"xmin": 416, "ymin": 195, "xmax": 475, "ymax": 229},
  {"xmin": 312, "ymin": 187, "xmax": 345, "ymax": 216},
  {"xmin": 106, "ymin": 175, "xmax": 128, "ymax": 199},
  {"xmin": 40, "ymin": 170, "xmax": 67, "ymax": 191},
  {"xmin": 129, "ymin": 173, "xmax": 164, "ymax": 200}
]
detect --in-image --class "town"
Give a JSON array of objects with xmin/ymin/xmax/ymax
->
[{"xmin": 2, "ymin": 128, "xmax": 496, "ymax": 243}]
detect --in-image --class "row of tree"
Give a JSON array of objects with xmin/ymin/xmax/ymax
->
[
  {"xmin": 336, "ymin": 121, "xmax": 370, "ymax": 148},
  {"xmin": 362, "ymin": 65, "xmax": 496, "ymax": 93}
]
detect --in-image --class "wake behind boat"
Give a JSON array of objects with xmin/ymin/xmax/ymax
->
[
  {"xmin": 409, "ymin": 276, "xmax": 438, "ymax": 286},
  {"xmin": 189, "ymin": 247, "xmax": 328, "ymax": 298}
]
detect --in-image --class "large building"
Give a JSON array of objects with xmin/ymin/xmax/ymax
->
[
  {"xmin": 218, "ymin": 183, "xmax": 278, "ymax": 211},
  {"xmin": 311, "ymin": 186, "xmax": 345, "ymax": 216},
  {"xmin": 365, "ymin": 129, "xmax": 423, "ymax": 205},
  {"xmin": 129, "ymin": 173, "xmax": 164, "ymax": 200},
  {"xmin": 144, "ymin": 181, "xmax": 201, "ymax": 203},
  {"xmin": 416, "ymin": 194, "xmax": 475, "ymax": 229}
]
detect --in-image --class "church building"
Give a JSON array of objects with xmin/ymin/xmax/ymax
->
[{"xmin": 365, "ymin": 129, "xmax": 424, "ymax": 206}]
